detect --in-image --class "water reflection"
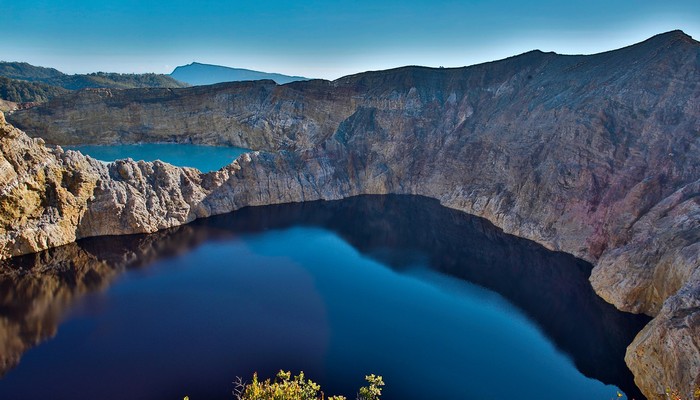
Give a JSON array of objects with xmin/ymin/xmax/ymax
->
[
  {"xmin": 0, "ymin": 195, "xmax": 649, "ymax": 398},
  {"xmin": 0, "ymin": 224, "xmax": 211, "ymax": 376}
]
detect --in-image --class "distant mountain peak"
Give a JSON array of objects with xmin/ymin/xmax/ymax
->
[
  {"xmin": 642, "ymin": 29, "xmax": 697, "ymax": 47},
  {"xmin": 657, "ymin": 29, "xmax": 693, "ymax": 39},
  {"xmin": 170, "ymin": 62, "xmax": 311, "ymax": 86}
]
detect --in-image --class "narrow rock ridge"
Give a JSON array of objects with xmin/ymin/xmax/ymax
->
[{"xmin": 2, "ymin": 30, "xmax": 700, "ymax": 398}]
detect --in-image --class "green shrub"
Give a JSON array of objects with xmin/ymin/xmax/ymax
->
[
  {"xmin": 357, "ymin": 375, "xmax": 383, "ymax": 400},
  {"xmin": 230, "ymin": 370, "xmax": 384, "ymax": 400}
]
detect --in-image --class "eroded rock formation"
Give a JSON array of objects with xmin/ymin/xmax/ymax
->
[
  {"xmin": 0, "ymin": 111, "xmax": 100, "ymax": 257},
  {"xmin": 2, "ymin": 31, "xmax": 700, "ymax": 398}
]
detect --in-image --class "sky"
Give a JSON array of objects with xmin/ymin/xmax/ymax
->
[{"xmin": 2, "ymin": 0, "xmax": 700, "ymax": 80}]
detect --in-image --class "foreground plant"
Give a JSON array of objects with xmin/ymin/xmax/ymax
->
[
  {"xmin": 232, "ymin": 370, "xmax": 384, "ymax": 400},
  {"xmin": 663, "ymin": 386, "xmax": 700, "ymax": 400}
]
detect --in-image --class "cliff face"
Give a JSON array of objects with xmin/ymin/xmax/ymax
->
[
  {"xmin": 2, "ymin": 31, "xmax": 700, "ymax": 398},
  {"xmin": 0, "ymin": 111, "xmax": 100, "ymax": 258},
  {"xmin": 7, "ymin": 80, "xmax": 356, "ymax": 149}
]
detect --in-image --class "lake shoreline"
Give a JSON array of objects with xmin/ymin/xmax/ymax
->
[{"xmin": 0, "ymin": 195, "xmax": 648, "ymax": 399}]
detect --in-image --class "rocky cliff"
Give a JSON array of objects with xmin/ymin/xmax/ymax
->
[{"xmin": 2, "ymin": 30, "xmax": 700, "ymax": 398}]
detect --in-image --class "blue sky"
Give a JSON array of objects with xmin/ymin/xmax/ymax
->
[{"xmin": 2, "ymin": 0, "xmax": 699, "ymax": 79}]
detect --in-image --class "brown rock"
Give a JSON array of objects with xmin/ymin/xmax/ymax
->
[
  {"xmin": 625, "ymin": 275, "xmax": 700, "ymax": 399},
  {"xmin": 592, "ymin": 180, "xmax": 700, "ymax": 316},
  {"xmin": 0, "ymin": 112, "xmax": 101, "ymax": 258}
]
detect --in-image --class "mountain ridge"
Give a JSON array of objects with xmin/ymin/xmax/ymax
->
[
  {"xmin": 0, "ymin": 61, "xmax": 188, "ymax": 92},
  {"xmin": 0, "ymin": 76, "xmax": 69, "ymax": 103},
  {"xmin": 170, "ymin": 61, "xmax": 311, "ymax": 85}
]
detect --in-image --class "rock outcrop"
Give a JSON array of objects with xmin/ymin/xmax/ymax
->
[
  {"xmin": 0, "ymin": 111, "xmax": 100, "ymax": 258},
  {"xmin": 2, "ymin": 30, "xmax": 700, "ymax": 398},
  {"xmin": 0, "ymin": 100, "xmax": 18, "ymax": 113}
]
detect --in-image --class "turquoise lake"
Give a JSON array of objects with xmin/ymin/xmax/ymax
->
[
  {"xmin": 64, "ymin": 143, "xmax": 250, "ymax": 172},
  {"xmin": 0, "ymin": 195, "xmax": 649, "ymax": 400}
]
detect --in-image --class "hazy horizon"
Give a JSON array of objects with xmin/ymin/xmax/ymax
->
[{"xmin": 3, "ymin": 0, "xmax": 700, "ymax": 80}]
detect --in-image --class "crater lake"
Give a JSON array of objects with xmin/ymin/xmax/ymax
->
[{"xmin": 0, "ymin": 195, "xmax": 649, "ymax": 400}]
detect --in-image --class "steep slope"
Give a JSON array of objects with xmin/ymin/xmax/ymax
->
[
  {"xmin": 0, "ymin": 100, "xmax": 16, "ymax": 113},
  {"xmin": 0, "ymin": 111, "xmax": 101, "ymax": 256},
  {"xmin": 49, "ymin": 72, "xmax": 189, "ymax": 90},
  {"xmin": 0, "ymin": 76, "xmax": 69, "ymax": 103},
  {"xmin": 170, "ymin": 62, "xmax": 310, "ymax": 85},
  {"xmin": 0, "ymin": 62, "xmax": 64, "ymax": 81},
  {"xmin": 6, "ymin": 79, "xmax": 354, "ymax": 147},
  {"xmin": 3, "ymin": 31, "xmax": 700, "ymax": 398}
]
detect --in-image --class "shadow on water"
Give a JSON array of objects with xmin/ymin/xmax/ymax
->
[{"xmin": 0, "ymin": 195, "xmax": 650, "ymax": 399}]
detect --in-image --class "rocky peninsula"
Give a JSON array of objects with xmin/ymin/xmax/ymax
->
[{"xmin": 2, "ymin": 31, "xmax": 699, "ymax": 398}]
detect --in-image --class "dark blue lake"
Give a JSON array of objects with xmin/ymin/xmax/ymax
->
[
  {"xmin": 0, "ymin": 196, "xmax": 649, "ymax": 400},
  {"xmin": 64, "ymin": 143, "xmax": 249, "ymax": 172}
]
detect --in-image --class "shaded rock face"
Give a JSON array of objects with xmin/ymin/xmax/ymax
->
[{"xmin": 2, "ymin": 31, "xmax": 700, "ymax": 398}]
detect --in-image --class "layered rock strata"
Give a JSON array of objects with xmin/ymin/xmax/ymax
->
[{"xmin": 2, "ymin": 31, "xmax": 700, "ymax": 398}]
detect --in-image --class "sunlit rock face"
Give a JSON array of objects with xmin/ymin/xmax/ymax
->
[
  {"xmin": 3, "ymin": 31, "xmax": 700, "ymax": 398},
  {"xmin": 0, "ymin": 111, "xmax": 215, "ymax": 258},
  {"xmin": 0, "ymin": 111, "xmax": 101, "ymax": 258}
]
